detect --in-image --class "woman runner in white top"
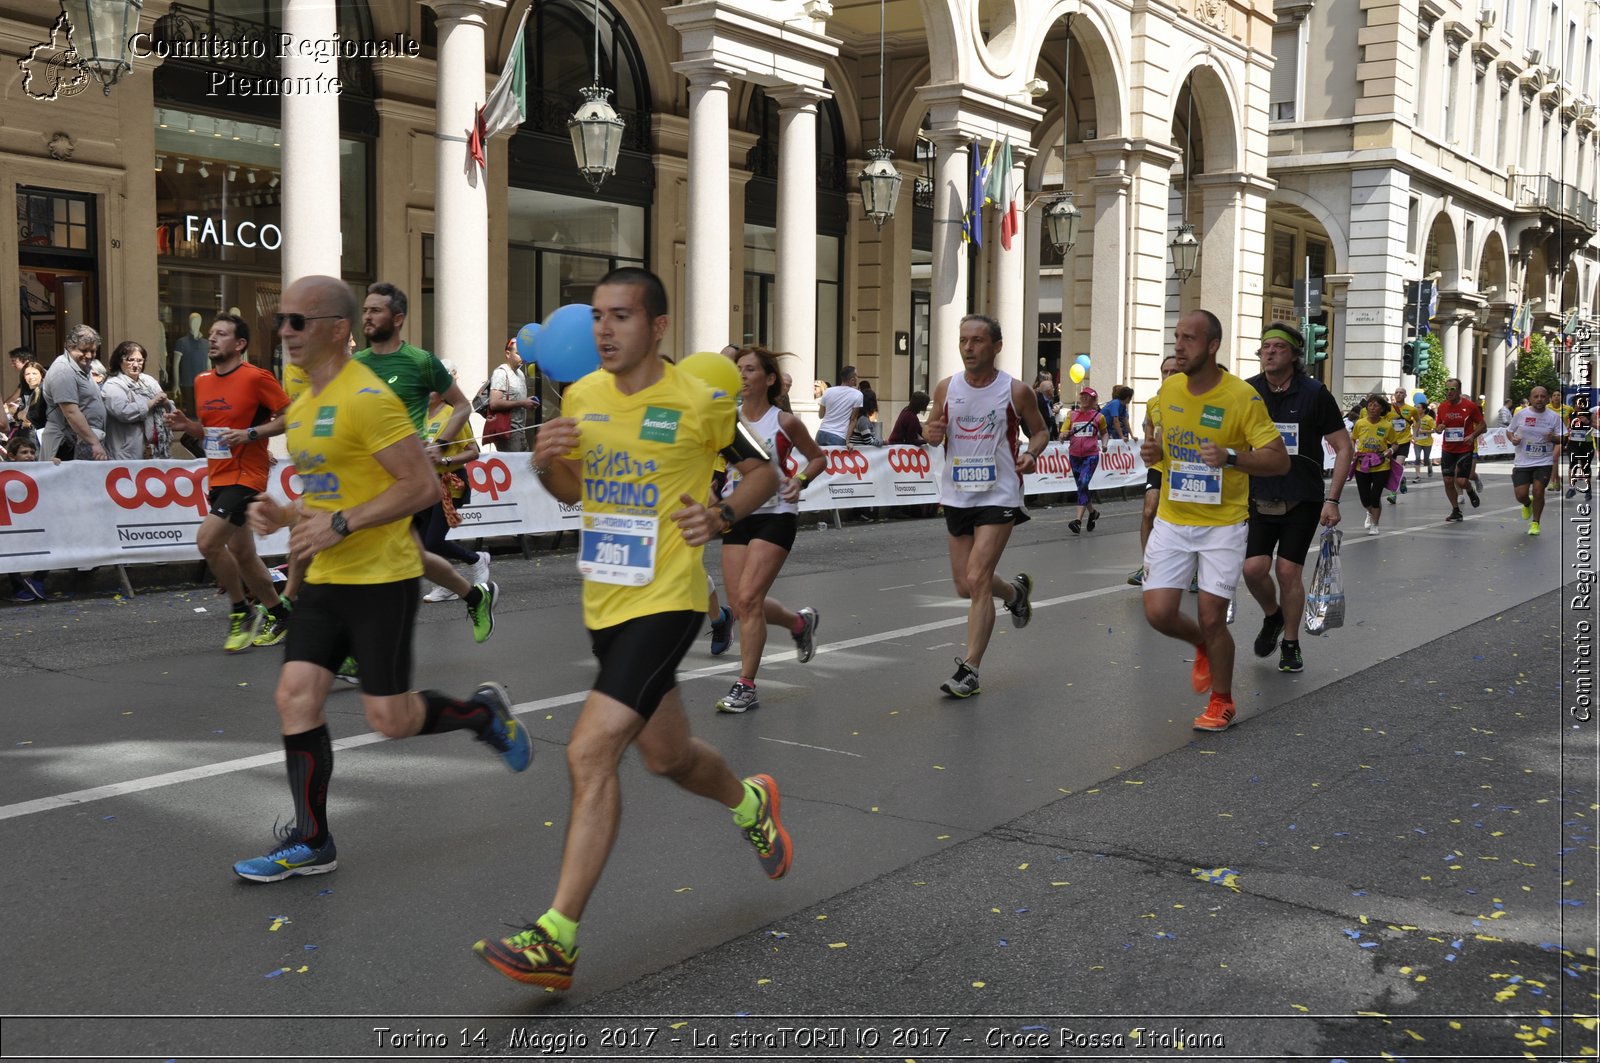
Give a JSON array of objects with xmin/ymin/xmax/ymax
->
[{"xmin": 713, "ymin": 346, "xmax": 828, "ymax": 714}]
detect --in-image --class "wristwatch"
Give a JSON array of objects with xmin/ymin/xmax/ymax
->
[
  {"xmin": 716, "ymin": 502, "xmax": 736, "ymax": 536},
  {"xmin": 247, "ymin": 427, "xmax": 259, "ymax": 442},
  {"xmin": 330, "ymin": 510, "xmax": 351, "ymax": 537},
  {"xmin": 1224, "ymin": 448, "xmax": 1238, "ymax": 466}
]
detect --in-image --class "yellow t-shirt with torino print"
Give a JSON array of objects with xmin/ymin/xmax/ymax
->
[
  {"xmin": 285, "ymin": 358, "xmax": 423, "ymax": 585},
  {"xmin": 1151, "ymin": 369, "xmax": 1281, "ymax": 527}
]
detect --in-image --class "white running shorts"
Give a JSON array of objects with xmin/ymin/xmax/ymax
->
[{"xmin": 1142, "ymin": 518, "xmax": 1247, "ymax": 598}]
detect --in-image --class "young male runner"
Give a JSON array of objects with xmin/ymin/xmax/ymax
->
[
  {"xmin": 473, "ymin": 268, "xmax": 788, "ymax": 990},
  {"xmin": 1435, "ymin": 379, "xmax": 1485, "ymax": 522},
  {"xmin": 230, "ymin": 275, "xmax": 529, "ymax": 883},
  {"xmin": 1139, "ymin": 310, "xmax": 1289, "ymax": 731},
  {"xmin": 1242, "ymin": 323, "xmax": 1353, "ymax": 673},
  {"xmin": 923, "ymin": 314, "xmax": 1050, "ymax": 698},
  {"xmin": 163, "ymin": 314, "xmax": 294, "ymax": 651}
]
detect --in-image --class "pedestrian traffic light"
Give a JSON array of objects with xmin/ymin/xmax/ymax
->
[
  {"xmin": 1402, "ymin": 340, "xmax": 1416, "ymax": 375},
  {"xmin": 1307, "ymin": 323, "xmax": 1328, "ymax": 364}
]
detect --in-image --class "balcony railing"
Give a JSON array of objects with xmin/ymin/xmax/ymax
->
[
  {"xmin": 1510, "ymin": 171, "xmax": 1598, "ymax": 231},
  {"xmin": 743, "ymin": 140, "xmax": 848, "ymax": 193}
]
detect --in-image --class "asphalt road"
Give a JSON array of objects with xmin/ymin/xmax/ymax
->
[{"xmin": 1, "ymin": 465, "xmax": 1594, "ymax": 1061}]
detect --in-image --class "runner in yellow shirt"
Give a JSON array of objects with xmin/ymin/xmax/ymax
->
[
  {"xmin": 230, "ymin": 275, "xmax": 529, "ymax": 884},
  {"xmin": 473, "ymin": 268, "xmax": 789, "ymax": 992},
  {"xmin": 1350, "ymin": 395, "xmax": 1395, "ymax": 534},
  {"xmin": 1411, "ymin": 404, "xmax": 1436, "ymax": 480},
  {"xmin": 1138, "ymin": 310, "xmax": 1289, "ymax": 732},
  {"xmin": 1386, "ymin": 387, "xmax": 1414, "ymax": 503}
]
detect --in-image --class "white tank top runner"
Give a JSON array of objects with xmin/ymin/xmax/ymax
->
[
  {"xmin": 722, "ymin": 405, "xmax": 797, "ymax": 516},
  {"xmin": 940, "ymin": 370, "xmax": 1023, "ymax": 509}
]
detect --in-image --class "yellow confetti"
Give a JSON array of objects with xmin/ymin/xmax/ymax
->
[
  {"xmin": 936, "ymin": 834, "xmax": 951, "ymax": 840},
  {"xmin": 295, "ymin": 965, "xmax": 309, "ymax": 974},
  {"xmin": 544, "ymin": 821, "xmax": 553, "ymax": 827},
  {"xmin": 971, "ymin": 980, "xmax": 985, "ymax": 988},
  {"xmin": 268, "ymin": 917, "xmax": 291, "ymax": 932},
  {"xmin": 673, "ymin": 887, "xmax": 693, "ymax": 893},
  {"xmin": 1017, "ymin": 863, "xmax": 1029, "ymax": 870},
  {"xmin": 1051, "ymin": 881, "xmax": 1070, "ymax": 886},
  {"xmin": 815, "ymin": 914, "xmax": 828, "ymax": 921},
  {"xmin": 1124, "ymin": 780, "xmax": 1144, "ymax": 785},
  {"xmin": 1404, "ymin": 1029, "xmax": 1424, "ymax": 1041},
  {"xmin": 756, "ymin": 978, "xmax": 771, "ymax": 985},
  {"xmin": 1448, "ymin": 1021, "xmax": 1462, "ymax": 1030},
  {"xmin": 1290, "ymin": 1003, "xmax": 1309, "ymax": 1012},
  {"xmin": 670, "ymin": 1023, "xmax": 688, "ymax": 1030},
  {"xmin": 933, "ymin": 765, "xmax": 945, "ymax": 770},
  {"xmin": 827, "ymin": 942, "xmax": 848, "ymax": 949}
]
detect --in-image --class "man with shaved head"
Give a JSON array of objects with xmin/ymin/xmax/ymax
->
[{"xmin": 229, "ymin": 275, "xmax": 529, "ymax": 885}]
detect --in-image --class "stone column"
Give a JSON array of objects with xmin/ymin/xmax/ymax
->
[
  {"xmin": 928, "ymin": 129, "xmax": 971, "ymax": 386},
  {"xmin": 774, "ymin": 89, "xmax": 824, "ymax": 409},
  {"xmin": 1442, "ymin": 315, "xmax": 1459, "ymax": 377},
  {"xmin": 1197, "ymin": 172, "xmax": 1272, "ymax": 369},
  {"xmin": 1453, "ymin": 314, "xmax": 1476, "ymax": 397},
  {"xmin": 990, "ymin": 145, "xmax": 1030, "ymax": 381},
  {"xmin": 677, "ymin": 65, "xmax": 734, "ymax": 356},
  {"xmin": 281, "ymin": 0, "xmax": 344, "ymax": 282},
  {"xmin": 423, "ymin": 0, "xmax": 503, "ymax": 371},
  {"xmin": 1086, "ymin": 161, "xmax": 1131, "ymax": 391},
  {"xmin": 1125, "ymin": 142, "xmax": 1182, "ymax": 388},
  {"xmin": 1485, "ymin": 302, "xmax": 1511, "ymax": 406}
]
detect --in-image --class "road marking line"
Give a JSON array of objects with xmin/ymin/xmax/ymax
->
[
  {"xmin": 0, "ymin": 583, "xmax": 1126, "ymax": 823},
  {"xmin": 759, "ymin": 737, "xmax": 863, "ymax": 758}
]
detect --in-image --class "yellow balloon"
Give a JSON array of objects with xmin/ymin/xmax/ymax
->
[
  {"xmin": 679, "ymin": 351, "xmax": 742, "ymax": 399},
  {"xmin": 1068, "ymin": 363, "xmax": 1086, "ymax": 384}
]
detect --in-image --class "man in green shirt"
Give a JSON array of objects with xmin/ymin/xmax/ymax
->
[{"xmin": 356, "ymin": 282, "xmax": 496, "ymax": 641}]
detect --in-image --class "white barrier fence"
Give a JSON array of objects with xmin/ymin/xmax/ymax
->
[{"xmin": 0, "ymin": 432, "xmax": 1524, "ymax": 575}]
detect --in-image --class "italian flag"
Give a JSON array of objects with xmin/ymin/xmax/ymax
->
[
  {"xmin": 984, "ymin": 136, "xmax": 1019, "ymax": 251},
  {"xmin": 469, "ymin": 10, "xmax": 529, "ymax": 170}
]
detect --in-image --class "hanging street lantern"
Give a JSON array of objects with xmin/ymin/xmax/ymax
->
[
  {"xmin": 1170, "ymin": 221, "xmax": 1200, "ymax": 283},
  {"xmin": 59, "ymin": 0, "xmax": 141, "ymax": 94},
  {"xmin": 569, "ymin": 85, "xmax": 625, "ymax": 192},
  {"xmin": 859, "ymin": 147, "xmax": 904, "ymax": 229},
  {"xmin": 1044, "ymin": 192, "xmax": 1081, "ymax": 254}
]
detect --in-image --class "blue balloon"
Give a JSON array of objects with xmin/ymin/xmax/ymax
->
[
  {"xmin": 1075, "ymin": 354, "xmax": 1092, "ymax": 369},
  {"xmin": 515, "ymin": 322, "xmax": 541, "ymax": 362},
  {"xmin": 533, "ymin": 304, "xmax": 600, "ymax": 382}
]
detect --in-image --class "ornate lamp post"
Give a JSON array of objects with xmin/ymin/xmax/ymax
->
[{"xmin": 59, "ymin": 0, "xmax": 141, "ymax": 94}]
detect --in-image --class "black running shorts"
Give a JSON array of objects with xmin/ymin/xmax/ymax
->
[
  {"xmin": 589, "ymin": 610, "xmax": 703, "ymax": 718},
  {"xmin": 285, "ymin": 578, "xmax": 421, "ymax": 696},
  {"xmin": 207, "ymin": 485, "xmax": 259, "ymax": 527},
  {"xmin": 722, "ymin": 512, "xmax": 798, "ymax": 551},
  {"xmin": 1511, "ymin": 465, "xmax": 1554, "ymax": 487},
  {"xmin": 944, "ymin": 505, "xmax": 1030, "ymax": 538},
  {"xmin": 1441, "ymin": 450, "xmax": 1476, "ymax": 478},
  {"xmin": 1245, "ymin": 500, "xmax": 1321, "ymax": 566}
]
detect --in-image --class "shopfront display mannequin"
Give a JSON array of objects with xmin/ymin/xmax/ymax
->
[{"xmin": 175, "ymin": 312, "xmax": 208, "ymax": 410}]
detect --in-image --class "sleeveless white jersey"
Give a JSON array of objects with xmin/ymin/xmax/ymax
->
[
  {"xmin": 721, "ymin": 405, "xmax": 796, "ymax": 515},
  {"xmin": 939, "ymin": 370, "xmax": 1024, "ymax": 509}
]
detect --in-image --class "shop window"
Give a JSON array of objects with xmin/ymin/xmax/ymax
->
[{"xmin": 17, "ymin": 187, "xmax": 98, "ymax": 355}]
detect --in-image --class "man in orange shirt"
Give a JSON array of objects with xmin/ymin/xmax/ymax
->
[{"xmin": 166, "ymin": 314, "xmax": 294, "ymax": 651}]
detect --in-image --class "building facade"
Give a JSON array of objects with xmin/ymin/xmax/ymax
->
[
  {"xmin": 2, "ymin": 0, "xmax": 1277, "ymax": 421},
  {"xmin": 1266, "ymin": 0, "xmax": 1599, "ymax": 406}
]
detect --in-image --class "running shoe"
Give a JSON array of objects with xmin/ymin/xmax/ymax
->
[
  {"xmin": 1367, "ymin": 524, "xmax": 1379, "ymax": 536},
  {"xmin": 474, "ymin": 921, "xmax": 577, "ymax": 990},
  {"xmin": 1007, "ymin": 573, "xmax": 1033, "ymax": 629},
  {"xmin": 716, "ymin": 680, "xmax": 760, "ymax": 714},
  {"xmin": 1568, "ymin": 485, "xmax": 1578, "ymax": 499},
  {"xmin": 1529, "ymin": 521, "xmax": 1541, "ymax": 536},
  {"xmin": 1126, "ymin": 568, "xmax": 1144, "ymax": 587},
  {"xmin": 1520, "ymin": 503, "xmax": 1532, "ymax": 520},
  {"xmin": 1190, "ymin": 642, "xmax": 1212, "ymax": 694},
  {"xmin": 22, "ymin": 576, "xmax": 45, "ymax": 600},
  {"xmin": 13, "ymin": 583, "xmax": 40, "ymax": 603},
  {"xmin": 1192, "ymin": 694, "xmax": 1236, "ymax": 732},
  {"xmin": 1466, "ymin": 485, "xmax": 1480, "ymax": 507},
  {"xmin": 467, "ymin": 582, "xmax": 497, "ymax": 643},
  {"xmin": 1472, "ymin": 474, "xmax": 1484, "ymax": 492},
  {"xmin": 1253, "ymin": 612, "xmax": 1284, "ymax": 658},
  {"xmin": 471, "ymin": 550, "xmax": 491, "ymax": 587},
  {"xmin": 1068, "ymin": 519, "xmax": 1082, "ymax": 535},
  {"xmin": 233, "ymin": 824, "xmax": 338, "ymax": 882},
  {"xmin": 739, "ymin": 774, "xmax": 792, "ymax": 879},
  {"xmin": 1445, "ymin": 508, "xmax": 1464, "ymax": 523},
  {"xmin": 252, "ymin": 606, "xmax": 290, "ymax": 648},
  {"xmin": 1399, "ymin": 480, "xmax": 1408, "ymax": 494},
  {"xmin": 1279, "ymin": 641, "xmax": 1304, "ymax": 673},
  {"xmin": 940, "ymin": 658, "xmax": 980, "ymax": 698},
  {"xmin": 473, "ymin": 681, "xmax": 531, "ymax": 772},
  {"xmin": 709, "ymin": 606, "xmax": 733, "ymax": 655},
  {"xmin": 1086, "ymin": 509, "xmax": 1100, "ymax": 531},
  {"xmin": 224, "ymin": 606, "xmax": 264, "ymax": 653},
  {"xmin": 792, "ymin": 607, "xmax": 819, "ymax": 663},
  {"xmin": 1363, "ymin": 513, "xmax": 1372, "ymax": 530},
  {"xmin": 335, "ymin": 656, "xmax": 360, "ymax": 685},
  {"xmin": 1386, "ymin": 492, "xmax": 1397, "ymax": 505},
  {"xmin": 422, "ymin": 583, "xmax": 459, "ymax": 603}
]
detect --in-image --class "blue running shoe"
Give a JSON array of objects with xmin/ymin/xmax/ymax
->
[
  {"xmin": 474, "ymin": 681, "xmax": 531, "ymax": 772},
  {"xmin": 233, "ymin": 824, "xmax": 337, "ymax": 882},
  {"xmin": 709, "ymin": 606, "xmax": 733, "ymax": 655}
]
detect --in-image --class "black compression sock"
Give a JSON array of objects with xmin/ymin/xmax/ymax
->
[
  {"xmin": 419, "ymin": 690, "xmax": 492, "ymax": 736},
  {"xmin": 284, "ymin": 725, "xmax": 333, "ymax": 849}
]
